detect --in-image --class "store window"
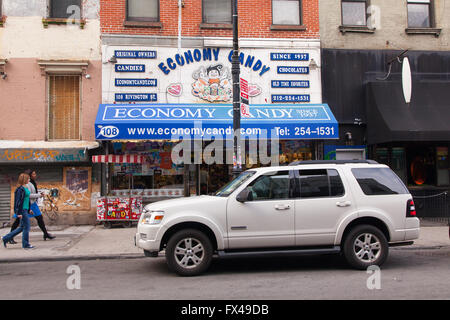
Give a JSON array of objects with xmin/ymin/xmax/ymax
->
[
  {"xmin": 109, "ymin": 141, "xmax": 185, "ymax": 199},
  {"xmin": 127, "ymin": 0, "xmax": 159, "ymax": 22},
  {"xmin": 436, "ymin": 147, "xmax": 449, "ymax": 186},
  {"xmin": 341, "ymin": 0, "xmax": 368, "ymax": 26},
  {"xmin": 50, "ymin": 0, "xmax": 82, "ymax": 19},
  {"xmin": 278, "ymin": 140, "xmax": 314, "ymax": 165},
  {"xmin": 202, "ymin": 0, "xmax": 232, "ymax": 24},
  {"xmin": 407, "ymin": 146, "xmax": 436, "ymax": 186},
  {"xmin": 48, "ymin": 75, "xmax": 80, "ymax": 140},
  {"xmin": 272, "ymin": 0, "xmax": 302, "ymax": 25},
  {"xmin": 407, "ymin": 0, "xmax": 433, "ymax": 28}
]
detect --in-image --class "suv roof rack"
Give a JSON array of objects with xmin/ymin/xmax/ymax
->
[{"xmin": 289, "ymin": 160, "xmax": 379, "ymax": 166}]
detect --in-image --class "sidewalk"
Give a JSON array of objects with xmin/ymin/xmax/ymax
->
[
  {"xmin": 0, "ymin": 224, "xmax": 449, "ymax": 263},
  {"xmin": 0, "ymin": 224, "xmax": 142, "ymax": 263}
]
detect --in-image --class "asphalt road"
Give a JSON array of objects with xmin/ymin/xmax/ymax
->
[{"xmin": 0, "ymin": 247, "xmax": 449, "ymax": 300}]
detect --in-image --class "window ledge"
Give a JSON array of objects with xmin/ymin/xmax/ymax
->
[
  {"xmin": 37, "ymin": 60, "xmax": 89, "ymax": 76},
  {"xmin": 270, "ymin": 24, "xmax": 306, "ymax": 31},
  {"xmin": 405, "ymin": 28, "xmax": 441, "ymax": 37},
  {"xmin": 200, "ymin": 23, "xmax": 233, "ymax": 30},
  {"xmin": 123, "ymin": 21, "xmax": 162, "ymax": 28},
  {"xmin": 43, "ymin": 18, "xmax": 86, "ymax": 29},
  {"xmin": 339, "ymin": 25, "xmax": 375, "ymax": 34}
]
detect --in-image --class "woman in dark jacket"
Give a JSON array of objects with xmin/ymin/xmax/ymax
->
[
  {"xmin": 8, "ymin": 170, "xmax": 55, "ymax": 243},
  {"xmin": 2, "ymin": 173, "xmax": 35, "ymax": 249}
]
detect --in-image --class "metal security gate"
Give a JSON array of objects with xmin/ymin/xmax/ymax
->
[{"xmin": 0, "ymin": 175, "xmax": 11, "ymax": 223}]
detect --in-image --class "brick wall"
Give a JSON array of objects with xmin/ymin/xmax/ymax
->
[{"xmin": 100, "ymin": 0, "xmax": 319, "ymax": 39}]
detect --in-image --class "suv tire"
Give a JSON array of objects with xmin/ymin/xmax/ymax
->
[
  {"xmin": 343, "ymin": 224, "xmax": 389, "ymax": 270},
  {"xmin": 166, "ymin": 229, "xmax": 213, "ymax": 276}
]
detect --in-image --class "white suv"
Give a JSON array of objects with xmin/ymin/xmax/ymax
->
[{"xmin": 136, "ymin": 161, "xmax": 420, "ymax": 276}]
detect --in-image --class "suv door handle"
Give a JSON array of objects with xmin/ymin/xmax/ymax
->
[
  {"xmin": 336, "ymin": 201, "xmax": 351, "ymax": 207},
  {"xmin": 274, "ymin": 204, "xmax": 291, "ymax": 210}
]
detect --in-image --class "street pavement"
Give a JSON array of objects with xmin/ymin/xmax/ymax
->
[{"xmin": 0, "ymin": 220, "xmax": 449, "ymax": 263}]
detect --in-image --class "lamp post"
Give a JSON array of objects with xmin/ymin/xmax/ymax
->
[{"xmin": 231, "ymin": 0, "xmax": 242, "ymax": 177}]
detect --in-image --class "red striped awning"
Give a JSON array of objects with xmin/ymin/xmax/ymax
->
[{"xmin": 92, "ymin": 155, "xmax": 143, "ymax": 164}]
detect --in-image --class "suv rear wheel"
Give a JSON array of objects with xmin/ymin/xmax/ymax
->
[
  {"xmin": 343, "ymin": 225, "xmax": 389, "ymax": 270},
  {"xmin": 165, "ymin": 229, "xmax": 213, "ymax": 276}
]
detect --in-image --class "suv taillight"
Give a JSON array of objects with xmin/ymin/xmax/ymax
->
[{"xmin": 407, "ymin": 199, "xmax": 417, "ymax": 217}]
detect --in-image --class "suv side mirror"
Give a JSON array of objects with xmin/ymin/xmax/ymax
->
[{"xmin": 236, "ymin": 188, "xmax": 253, "ymax": 203}]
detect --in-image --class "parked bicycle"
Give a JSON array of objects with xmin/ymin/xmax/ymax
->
[{"xmin": 41, "ymin": 188, "xmax": 59, "ymax": 221}]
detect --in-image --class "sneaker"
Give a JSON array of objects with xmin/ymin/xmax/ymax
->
[
  {"xmin": 24, "ymin": 245, "xmax": 36, "ymax": 250},
  {"xmin": 1, "ymin": 237, "xmax": 6, "ymax": 248}
]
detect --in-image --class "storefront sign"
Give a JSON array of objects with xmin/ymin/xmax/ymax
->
[
  {"xmin": 158, "ymin": 48, "xmax": 221, "ymax": 75},
  {"xmin": 272, "ymin": 95, "xmax": 310, "ymax": 103},
  {"xmin": 227, "ymin": 51, "xmax": 271, "ymax": 76},
  {"xmin": 95, "ymin": 103, "xmax": 339, "ymax": 140},
  {"xmin": 271, "ymin": 80, "xmax": 310, "ymax": 88},
  {"xmin": 270, "ymin": 53, "xmax": 309, "ymax": 61},
  {"xmin": 0, "ymin": 149, "xmax": 88, "ymax": 163},
  {"xmin": 115, "ymin": 79, "xmax": 157, "ymax": 87},
  {"xmin": 115, "ymin": 50, "xmax": 157, "ymax": 59},
  {"xmin": 115, "ymin": 93, "xmax": 157, "ymax": 102},
  {"xmin": 115, "ymin": 64, "xmax": 145, "ymax": 72},
  {"xmin": 103, "ymin": 45, "xmax": 322, "ymax": 105},
  {"xmin": 277, "ymin": 66, "xmax": 309, "ymax": 74}
]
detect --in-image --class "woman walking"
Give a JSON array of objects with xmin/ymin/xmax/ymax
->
[
  {"xmin": 2, "ymin": 173, "xmax": 35, "ymax": 249},
  {"xmin": 8, "ymin": 170, "xmax": 55, "ymax": 244}
]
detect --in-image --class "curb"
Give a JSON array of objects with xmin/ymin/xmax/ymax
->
[
  {"xmin": 0, "ymin": 253, "xmax": 148, "ymax": 264},
  {"xmin": 392, "ymin": 245, "xmax": 450, "ymax": 251},
  {"xmin": 1, "ymin": 245, "xmax": 448, "ymax": 264}
]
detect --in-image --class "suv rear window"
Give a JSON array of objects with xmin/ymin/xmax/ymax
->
[{"xmin": 352, "ymin": 168, "xmax": 409, "ymax": 195}]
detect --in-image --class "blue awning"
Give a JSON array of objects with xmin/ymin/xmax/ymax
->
[{"xmin": 95, "ymin": 103, "xmax": 338, "ymax": 140}]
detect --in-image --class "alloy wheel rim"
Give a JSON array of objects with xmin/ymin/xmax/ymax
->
[
  {"xmin": 174, "ymin": 237, "xmax": 204, "ymax": 269},
  {"xmin": 353, "ymin": 233, "xmax": 382, "ymax": 263}
]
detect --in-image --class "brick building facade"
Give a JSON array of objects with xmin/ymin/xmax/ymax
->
[
  {"xmin": 100, "ymin": 0, "xmax": 319, "ymax": 39},
  {"xmin": 97, "ymin": 0, "xmax": 333, "ymax": 201}
]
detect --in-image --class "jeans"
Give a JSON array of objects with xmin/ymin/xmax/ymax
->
[
  {"xmin": 10, "ymin": 204, "xmax": 49, "ymax": 238},
  {"xmin": 3, "ymin": 209, "xmax": 31, "ymax": 248}
]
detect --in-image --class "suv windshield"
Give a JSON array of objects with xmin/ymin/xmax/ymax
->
[{"xmin": 214, "ymin": 171, "xmax": 256, "ymax": 197}]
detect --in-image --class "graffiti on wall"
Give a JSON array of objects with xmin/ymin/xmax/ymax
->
[{"xmin": 0, "ymin": 149, "xmax": 87, "ymax": 163}]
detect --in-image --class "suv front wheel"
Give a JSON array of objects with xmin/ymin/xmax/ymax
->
[
  {"xmin": 343, "ymin": 225, "xmax": 389, "ymax": 270},
  {"xmin": 165, "ymin": 229, "xmax": 213, "ymax": 276}
]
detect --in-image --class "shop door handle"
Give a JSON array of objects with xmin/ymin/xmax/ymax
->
[
  {"xmin": 336, "ymin": 201, "xmax": 351, "ymax": 207},
  {"xmin": 274, "ymin": 204, "xmax": 291, "ymax": 211}
]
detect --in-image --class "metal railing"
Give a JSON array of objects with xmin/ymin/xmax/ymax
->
[{"xmin": 410, "ymin": 188, "xmax": 449, "ymax": 219}]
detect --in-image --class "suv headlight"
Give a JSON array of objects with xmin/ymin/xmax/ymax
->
[{"xmin": 141, "ymin": 210, "xmax": 165, "ymax": 225}]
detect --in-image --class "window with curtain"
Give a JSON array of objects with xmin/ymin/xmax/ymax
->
[
  {"xmin": 48, "ymin": 75, "xmax": 80, "ymax": 140},
  {"xmin": 50, "ymin": 0, "xmax": 82, "ymax": 19},
  {"xmin": 272, "ymin": 0, "xmax": 301, "ymax": 25},
  {"xmin": 341, "ymin": 0, "xmax": 368, "ymax": 26},
  {"xmin": 407, "ymin": 0, "xmax": 432, "ymax": 28},
  {"xmin": 127, "ymin": 0, "xmax": 159, "ymax": 22},
  {"xmin": 202, "ymin": 0, "xmax": 232, "ymax": 24}
]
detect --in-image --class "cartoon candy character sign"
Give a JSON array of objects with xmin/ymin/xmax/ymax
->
[{"xmin": 191, "ymin": 64, "xmax": 232, "ymax": 102}]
